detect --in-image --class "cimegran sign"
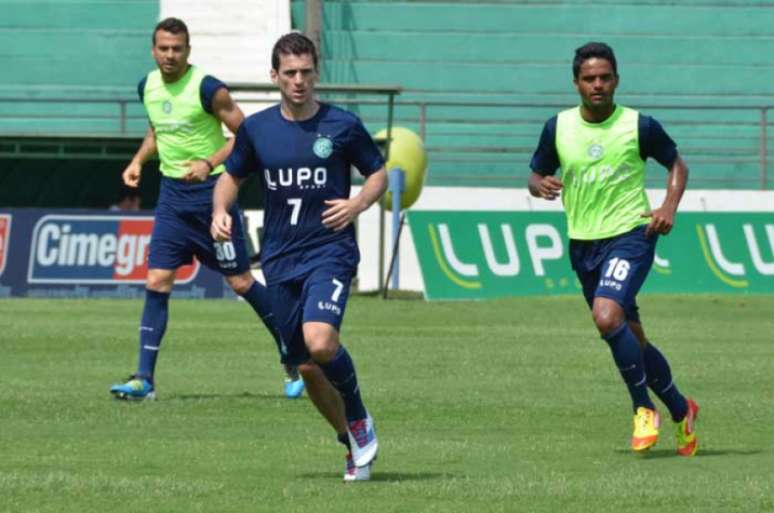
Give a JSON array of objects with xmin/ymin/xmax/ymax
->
[{"xmin": 407, "ymin": 211, "xmax": 774, "ymax": 300}]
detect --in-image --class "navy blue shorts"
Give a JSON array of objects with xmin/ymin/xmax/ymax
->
[
  {"xmin": 569, "ymin": 225, "xmax": 657, "ymax": 323},
  {"xmin": 147, "ymin": 184, "xmax": 250, "ymax": 276},
  {"xmin": 267, "ymin": 264, "xmax": 354, "ymax": 366}
]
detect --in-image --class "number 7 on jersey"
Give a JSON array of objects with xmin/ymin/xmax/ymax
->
[{"xmin": 287, "ymin": 198, "xmax": 302, "ymax": 225}]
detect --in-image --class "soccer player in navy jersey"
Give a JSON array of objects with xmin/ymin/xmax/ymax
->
[
  {"xmin": 109, "ymin": 18, "xmax": 305, "ymax": 401},
  {"xmin": 529, "ymin": 42, "xmax": 698, "ymax": 455},
  {"xmin": 212, "ymin": 33, "xmax": 386, "ymax": 481}
]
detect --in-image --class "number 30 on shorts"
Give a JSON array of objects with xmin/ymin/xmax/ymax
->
[
  {"xmin": 214, "ymin": 241, "xmax": 236, "ymax": 262},
  {"xmin": 604, "ymin": 257, "xmax": 630, "ymax": 281}
]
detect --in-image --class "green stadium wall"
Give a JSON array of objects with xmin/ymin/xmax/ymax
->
[
  {"xmin": 1, "ymin": 1, "xmax": 773, "ymax": 201},
  {"xmin": 292, "ymin": 0, "xmax": 774, "ymax": 189}
]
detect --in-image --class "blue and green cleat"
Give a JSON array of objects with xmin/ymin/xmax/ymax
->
[
  {"xmin": 283, "ymin": 365, "xmax": 305, "ymax": 399},
  {"xmin": 110, "ymin": 375, "xmax": 156, "ymax": 401}
]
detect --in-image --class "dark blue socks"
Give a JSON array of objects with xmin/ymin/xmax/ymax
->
[
  {"xmin": 603, "ymin": 322, "xmax": 655, "ymax": 412},
  {"xmin": 240, "ymin": 281, "xmax": 284, "ymax": 359},
  {"xmin": 642, "ymin": 343, "xmax": 688, "ymax": 421},
  {"xmin": 136, "ymin": 289, "xmax": 170, "ymax": 381},
  {"xmin": 319, "ymin": 346, "xmax": 367, "ymax": 422}
]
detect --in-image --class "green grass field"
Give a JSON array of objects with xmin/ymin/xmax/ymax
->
[{"xmin": 1, "ymin": 294, "xmax": 772, "ymax": 513}]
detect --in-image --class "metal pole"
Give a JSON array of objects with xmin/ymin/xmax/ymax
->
[
  {"xmin": 761, "ymin": 107, "xmax": 768, "ymax": 190},
  {"xmin": 389, "ymin": 168, "xmax": 405, "ymax": 290},
  {"xmin": 382, "ymin": 212, "xmax": 406, "ymax": 298},
  {"xmin": 305, "ymin": 0, "xmax": 323, "ymax": 75}
]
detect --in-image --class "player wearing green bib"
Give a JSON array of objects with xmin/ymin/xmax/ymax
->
[
  {"xmin": 529, "ymin": 43, "xmax": 699, "ymax": 456},
  {"xmin": 142, "ymin": 64, "xmax": 228, "ymax": 179},
  {"xmin": 110, "ymin": 18, "xmax": 308, "ymax": 401}
]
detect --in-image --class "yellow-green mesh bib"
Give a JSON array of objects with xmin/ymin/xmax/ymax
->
[
  {"xmin": 555, "ymin": 105, "xmax": 650, "ymax": 240},
  {"xmin": 143, "ymin": 66, "xmax": 226, "ymax": 178}
]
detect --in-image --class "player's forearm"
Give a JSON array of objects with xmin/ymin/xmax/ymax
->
[
  {"xmin": 205, "ymin": 138, "xmax": 236, "ymax": 170},
  {"xmin": 212, "ymin": 172, "xmax": 243, "ymax": 213},
  {"xmin": 131, "ymin": 127, "xmax": 157, "ymax": 166},
  {"xmin": 661, "ymin": 156, "xmax": 688, "ymax": 212},
  {"xmin": 354, "ymin": 168, "xmax": 388, "ymax": 212}
]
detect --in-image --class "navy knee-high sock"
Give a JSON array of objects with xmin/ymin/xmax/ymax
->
[
  {"xmin": 642, "ymin": 343, "xmax": 688, "ymax": 421},
  {"xmin": 318, "ymin": 346, "xmax": 367, "ymax": 422},
  {"xmin": 603, "ymin": 323, "xmax": 655, "ymax": 412},
  {"xmin": 136, "ymin": 289, "xmax": 170, "ymax": 381},
  {"xmin": 240, "ymin": 281, "xmax": 284, "ymax": 360}
]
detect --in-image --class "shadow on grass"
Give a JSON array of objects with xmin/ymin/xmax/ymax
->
[
  {"xmin": 354, "ymin": 290, "xmax": 424, "ymax": 300},
  {"xmin": 298, "ymin": 471, "xmax": 450, "ymax": 482},
  {"xmin": 168, "ymin": 391, "xmax": 291, "ymax": 401},
  {"xmin": 615, "ymin": 448, "xmax": 764, "ymax": 459}
]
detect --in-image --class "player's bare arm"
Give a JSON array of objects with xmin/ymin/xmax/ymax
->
[
  {"xmin": 322, "ymin": 167, "xmax": 388, "ymax": 232},
  {"xmin": 123, "ymin": 126, "xmax": 157, "ymax": 187},
  {"xmin": 182, "ymin": 88, "xmax": 245, "ymax": 183},
  {"xmin": 641, "ymin": 155, "xmax": 688, "ymax": 236},
  {"xmin": 211, "ymin": 171, "xmax": 244, "ymax": 241},
  {"xmin": 528, "ymin": 171, "xmax": 563, "ymax": 200}
]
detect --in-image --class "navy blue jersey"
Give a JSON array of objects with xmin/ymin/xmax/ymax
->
[
  {"xmin": 530, "ymin": 112, "xmax": 678, "ymax": 175},
  {"xmin": 226, "ymin": 103, "xmax": 385, "ymax": 284}
]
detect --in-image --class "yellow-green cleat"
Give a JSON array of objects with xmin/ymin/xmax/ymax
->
[{"xmin": 631, "ymin": 407, "xmax": 660, "ymax": 452}]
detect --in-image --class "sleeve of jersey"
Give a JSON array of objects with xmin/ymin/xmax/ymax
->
[
  {"xmin": 200, "ymin": 75, "xmax": 228, "ymax": 114},
  {"xmin": 345, "ymin": 118, "xmax": 386, "ymax": 177},
  {"xmin": 225, "ymin": 122, "xmax": 257, "ymax": 179},
  {"xmin": 639, "ymin": 115, "xmax": 678, "ymax": 168},
  {"xmin": 529, "ymin": 117, "xmax": 560, "ymax": 176},
  {"xmin": 137, "ymin": 77, "xmax": 147, "ymax": 104}
]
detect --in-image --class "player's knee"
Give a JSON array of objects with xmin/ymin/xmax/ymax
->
[
  {"xmin": 304, "ymin": 323, "xmax": 340, "ymax": 363},
  {"xmin": 592, "ymin": 303, "xmax": 624, "ymax": 336},
  {"xmin": 297, "ymin": 361, "xmax": 325, "ymax": 383},
  {"xmin": 146, "ymin": 269, "xmax": 174, "ymax": 292},
  {"xmin": 226, "ymin": 272, "xmax": 254, "ymax": 296}
]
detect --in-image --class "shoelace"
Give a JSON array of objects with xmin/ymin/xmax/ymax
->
[
  {"xmin": 636, "ymin": 410, "xmax": 653, "ymax": 430},
  {"xmin": 350, "ymin": 420, "xmax": 369, "ymax": 447}
]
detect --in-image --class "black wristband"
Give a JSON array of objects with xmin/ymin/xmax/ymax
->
[{"xmin": 203, "ymin": 159, "xmax": 215, "ymax": 172}]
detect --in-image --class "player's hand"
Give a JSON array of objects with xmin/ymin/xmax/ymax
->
[
  {"xmin": 211, "ymin": 209, "xmax": 233, "ymax": 242},
  {"xmin": 641, "ymin": 206, "xmax": 676, "ymax": 237},
  {"xmin": 322, "ymin": 198, "xmax": 364, "ymax": 232},
  {"xmin": 122, "ymin": 161, "xmax": 142, "ymax": 188},
  {"xmin": 536, "ymin": 176, "xmax": 563, "ymax": 200},
  {"xmin": 181, "ymin": 160, "xmax": 211, "ymax": 183}
]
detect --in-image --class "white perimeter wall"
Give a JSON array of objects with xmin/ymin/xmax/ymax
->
[
  {"xmin": 245, "ymin": 187, "xmax": 774, "ymax": 292},
  {"xmin": 160, "ymin": 0, "xmax": 290, "ymax": 114}
]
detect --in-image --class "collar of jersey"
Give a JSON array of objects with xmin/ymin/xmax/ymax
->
[{"xmin": 576, "ymin": 104, "xmax": 623, "ymax": 128}]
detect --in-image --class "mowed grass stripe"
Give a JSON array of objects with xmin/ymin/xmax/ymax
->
[{"xmin": 0, "ymin": 295, "xmax": 772, "ymax": 513}]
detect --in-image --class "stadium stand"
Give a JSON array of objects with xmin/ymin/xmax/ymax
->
[
  {"xmin": 1, "ymin": 0, "xmax": 772, "ymax": 200},
  {"xmin": 292, "ymin": 0, "xmax": 774, "ymax": 189}
]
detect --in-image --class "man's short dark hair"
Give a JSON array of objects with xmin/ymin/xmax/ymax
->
[
  {"xmin": 153, "ymin": 17, "xmax": 190, "ymax": 46},
  {"xmin": 272, "ymin": 32, "xmax": 318, "ymax": 71},
  {"xmin": 573, "ymin": 42, "xmax": 617, "ymax": 78}
]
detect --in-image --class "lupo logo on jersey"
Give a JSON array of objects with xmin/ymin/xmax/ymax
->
[
  {"xmin": 0, "ymin": 214, "xmax": 11, "ymax": 277},
  {"xmin": 264, "ymin": 167, "xmax": 328, "ymax": 191},
  {"xmin": 27, "ymin": 215, "xmax": 200, "ymax": 284}
]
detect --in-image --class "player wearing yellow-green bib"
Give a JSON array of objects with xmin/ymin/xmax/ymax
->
[
  {"xmin": 109, "ymin": 18, "xmax": 308, "ymax": 402},
  {"xmin": 528, "ymin": 43, "xmax": 699, "ymax": 456}
]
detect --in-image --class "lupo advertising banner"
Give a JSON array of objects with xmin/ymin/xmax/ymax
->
[
  {"xmin": 0, "ymin": 209, "xmax": 228, "ymax": 299},
  {"xmin": 407, "ymin": 211, "xmax": 774, "ymax": 300}
]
